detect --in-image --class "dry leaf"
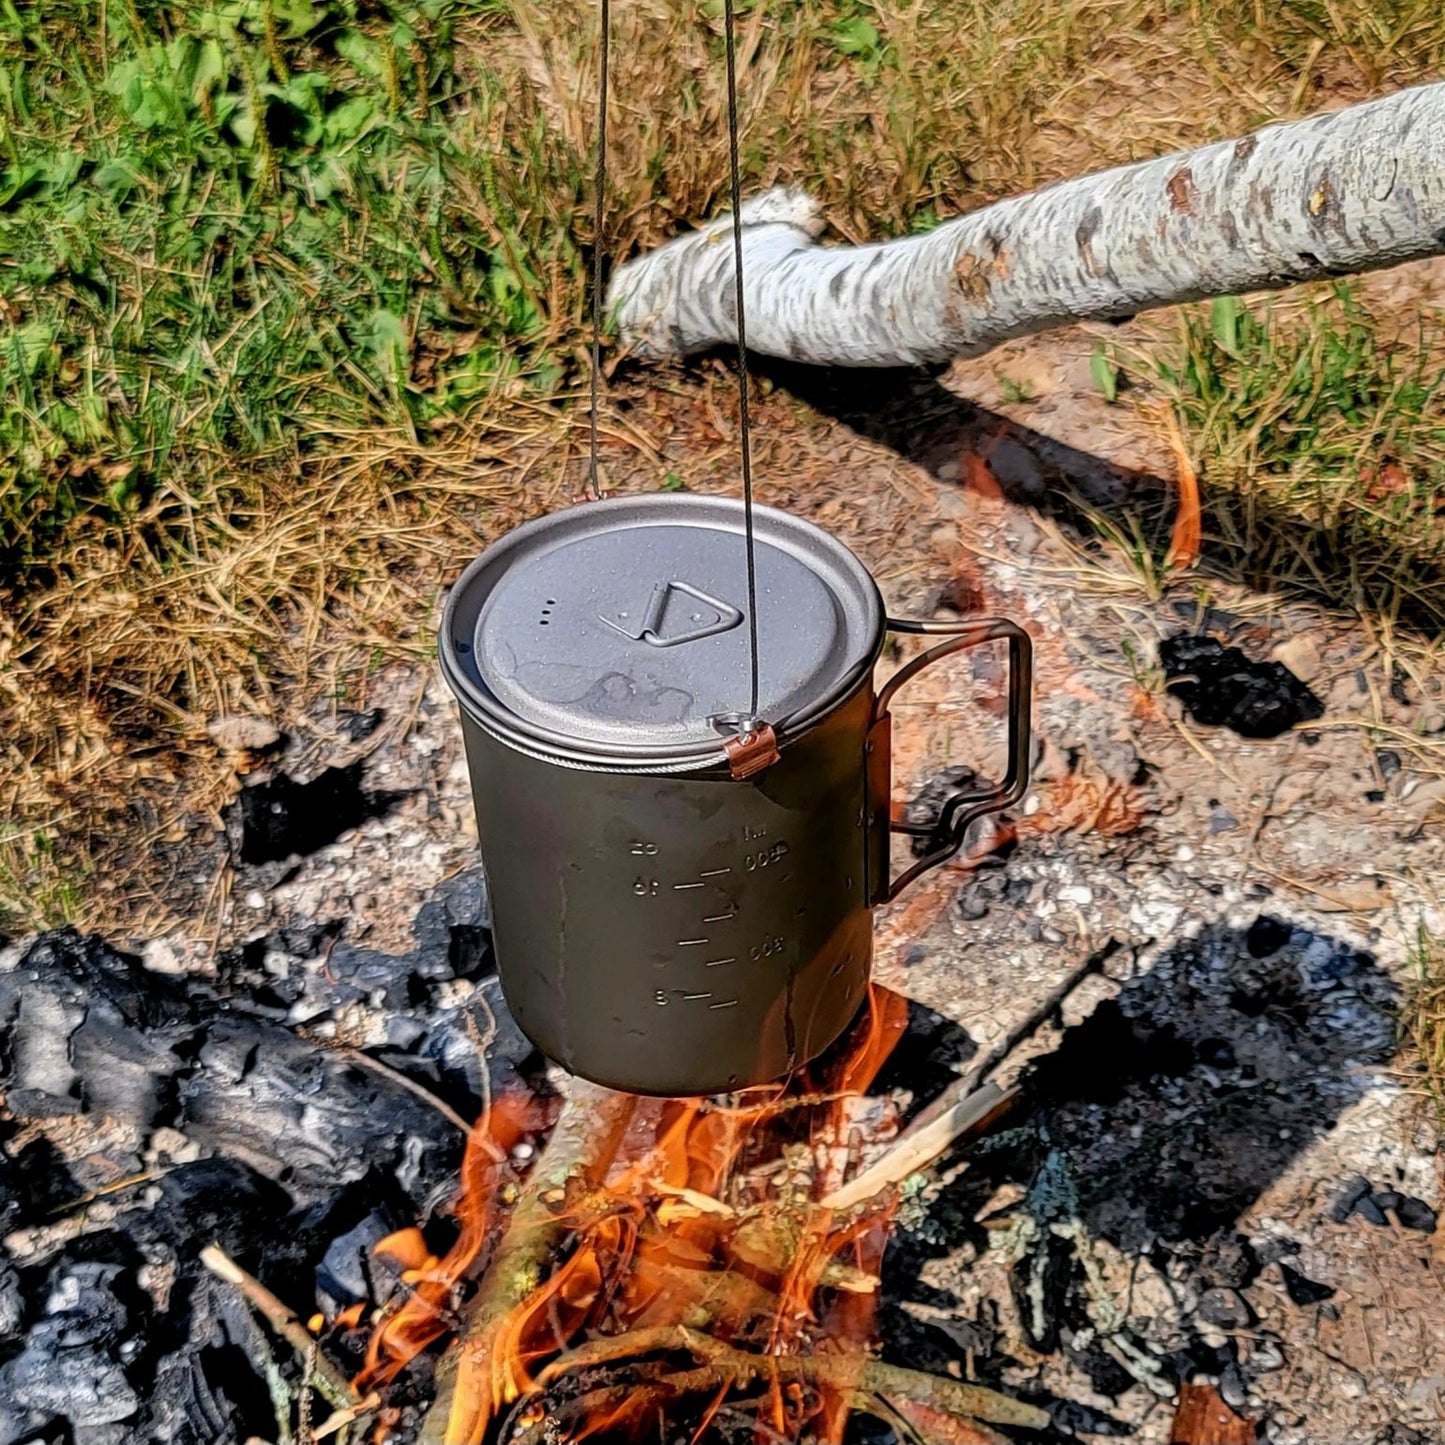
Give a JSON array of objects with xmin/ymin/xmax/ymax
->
[
  {"xmin": 1362, "ymin": 458, "xmax": 1409, "ymax": 500},
  {"xmin": 1169, "ymin": 1382, "xmax": 1256, "ymax": 1443},
  {"xmin": 206, "ymin": 714, "xmax": 281, "ymax": 753}
]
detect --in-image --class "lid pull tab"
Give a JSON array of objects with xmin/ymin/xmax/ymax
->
[{"xmin": 724, "ymin": 722, "xmax": 780, "ymax": 780}]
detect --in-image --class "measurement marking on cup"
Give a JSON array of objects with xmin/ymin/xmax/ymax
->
[
  {"xmin": 703, "ymin": 910, "xmax": 737, "ymax": 923},
  {"xmin": 673, "ymin": 882, "xmax": 705, "ymax": 891},
  {"xmin": 678, "ymin": 938, "xmax": 708, "ymax": 947},
  {"xmin": 700, "ymin": 868, "xmax": 731, "ymax": 878},
  {"xmin": 705, "ymin": 956, "xmax": 736, "ymax": 968},
  {"xmin": 683, "ymin": 991, "xmax": 712, "ymax": 1001},
  {"xmin": 709, "ymin": 998, "xmax": 739, "ymax": 1010}
]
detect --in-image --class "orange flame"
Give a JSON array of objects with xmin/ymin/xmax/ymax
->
[
  {"xmin": 354, "ymin": 1090, "xmax": 546, "ymax": 1397},
  {"xmin": 362, "ymin": 984, "xmax": 911, "ymax": 1442}
]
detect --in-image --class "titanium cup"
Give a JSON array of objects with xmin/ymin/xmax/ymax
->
[{"xmin": 440, "ymin": 493, "xmax": 1031, "ymax": 1096}]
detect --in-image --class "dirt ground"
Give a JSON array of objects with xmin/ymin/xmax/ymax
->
[
  {"xmin": 40, "ymin": 255, "xmax": 1444, "ymax": 1441},
  {"xmin": 9, "ymin": 5, "xmax": 1445, "ymax": 1436}
]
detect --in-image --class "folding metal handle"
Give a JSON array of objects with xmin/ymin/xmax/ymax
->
[{"xmin": 871, "ymin": 617, "xmax": 1033, "ymax": 904}]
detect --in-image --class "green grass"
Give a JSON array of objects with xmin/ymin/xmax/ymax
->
[
  {"xmin": 1152, "ymin": 286, "xmax": 1445, "ymax": 627},
  {"xmin": 7, "ymin": 0, "xmax": 1445, "ymax": 578},
  {"xmin": 3, "ymin": 0, "xmax": 1445, "ymax": 935},
  {"xmin": 0, "ymin": 828, "xmax": 83, "ymax": 931},
  {"xmin": 1404, "ymin": 923, "xmax": 1445, "ymax": 1121},
  {"xmin": 1, "ymin": 0, "xmax": 580, "ymax": 567}
]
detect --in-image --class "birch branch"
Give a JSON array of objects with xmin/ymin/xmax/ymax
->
[
  {"xmin": 419, "ymin": 1079, "xmax": 638, "ymax": 1445},
  {"xmin": 610, "ymin": 81, "xmax": 1445, "ymax": 368}
]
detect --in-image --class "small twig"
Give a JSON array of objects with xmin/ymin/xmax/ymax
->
[
  {"xmin": 883, "ymin": 1394, "xmax": 1008, "ymax": 1444},
  {"xmin": 294, "ymin": 1032, "xmax": 486, "ymax": 1152},
  {"xmin": 312, "ymin": 1394, "xmax": 381, "ymax": 1441},
  {"xmin": 818, "ymin": 1083, "xmax": 1017, "ymax": 1211},
  {"xmin": 464, "ymin": 990, "xmax": 499, "ymax": 1126},
  {"xmin": 299, "ymin": 1340, "xmax": 317, "ymax": 1444},
  {"xmin": 964, "ymin": 938, "xmax": 1125, "ymax": 1098},
  {"xmin": 533, "ymin": 1326, "xmax": 1050, "ymax": 1431},
  {"xmin": 201, "ymin": 1244, "xmax": 354, "ymax": 1406},
  {"xmin": 534, "ymin": 1324, "xmax": 725, "ymax": 1387},
  {"xmin": 819, "ymin": 941, "xmax": 1126, "ymax": 1210},
  {"xmin": 337, "ymin": 1046, "xmax": 480, "ymax": 1145},
  {"xmin": 46, "ymin": 1169, "xmax": 163, "ymax": 1218},
  {"xmin": 511, "ymin": 1385, "xmax": 639, "ymax": 1445}
]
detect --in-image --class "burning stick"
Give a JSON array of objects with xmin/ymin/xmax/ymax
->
[
  {"xmin": 419, "ymin": 1079, "xmax": 638, "ymax": 1444},
  {"xmin": 524, "ymin": 1325, "xmax": 1050, "ymax": 1438}
]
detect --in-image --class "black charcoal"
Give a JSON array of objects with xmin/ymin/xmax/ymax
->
[
  {"xmin": 1279, "ymin": 1262, "xmax": 1336, "ymax": 1305},
  {"xmin": 1330, "ymin": 1176, "xmax": 1373, "ymax": 1223},
  {"xmin": 1159, "ymin": 634, "xmax": 1324, "ymax": 739}
]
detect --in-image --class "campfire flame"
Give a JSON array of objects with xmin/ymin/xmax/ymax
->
[
  {"xmin": 356, "ymin": 1091, "xmax": 548, "ymax": 1395},
  {"xmin": 358, "ymin": 985, "xmax": 911, "ymax": 1443}
]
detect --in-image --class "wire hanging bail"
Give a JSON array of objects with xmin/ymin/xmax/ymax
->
[
  {"xmin": 719, "ymin": 0, "xmax": 772, "ymax": 777},
  {"xmin": 586, "ymin": 0, "xmax": 773, "ymax": 775},
  {"xmin": 584, "ymin": 0, "xmax": 610, "ymax": 502}
]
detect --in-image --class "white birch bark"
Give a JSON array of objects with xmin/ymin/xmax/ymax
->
[{"xmin": 609, "ymin": 81, "xmax": 1445, "ymax": 368}]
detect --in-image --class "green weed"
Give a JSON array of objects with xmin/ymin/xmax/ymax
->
[
  {"xmin": 0, "ymin": 0, "xmax": 578, "ymax": 564},
  {"xmin": 0, "ymin": 829, "xmax": 84, "ymax": 934},
  {"xmin": 1404, "ymin": 923, "xmax": 1445, "ymax": 1122},
  {"xmin": 1155, "ymin": 285, "xmax": 1445, "ymax": 626},
  {"xmin": 1090, "ymin": 344, "xmax": 1121, "ymax": 404}
]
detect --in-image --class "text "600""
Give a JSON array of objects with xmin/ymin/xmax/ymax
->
[{"xmin": 743, "ymin": 840, "xmax": 790, "ymax": 871}]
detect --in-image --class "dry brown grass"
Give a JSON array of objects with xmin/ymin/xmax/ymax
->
[
  {"xmin": 0, "ymin": 408, "xmax": 577, "ymax": 935},
  {"xmin": 6, "ymin": 0, "xmax": 1445, "ymax": 937},
  {"xmin": 498, "ymin": 0, "xmax": 1445, "ymax": 255}
]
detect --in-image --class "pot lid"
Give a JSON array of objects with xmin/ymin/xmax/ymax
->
[{"xmin": 440, "ymin": 494, "xmax": 884, "ymax": 769}]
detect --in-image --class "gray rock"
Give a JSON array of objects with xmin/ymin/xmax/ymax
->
[
  {"xmin": 1196, "ymin": 1286, "xmax": 1253, "ymax": 1330},
  {"xmin": 1418, "ymin": 704, "xmax": 1445, "ymax": 735},
  {"xmin": 959, "ymin": 889, "xmax": 991, "ymax": 921},
  {"xmin": 8, "ymin": 1346, "xmax": 138, "ymax": 1426},
  {"xmin": 0, "ymin": 1266, "xmax": 22, "ymax": 1337},
  {"xmin": 1219, "ymin": 1361, "xmax": 1250, "ymax": 1409},
  {"xmin": 1088, "ymin": 736, "xmax": 1141, "ymax": 785}
]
